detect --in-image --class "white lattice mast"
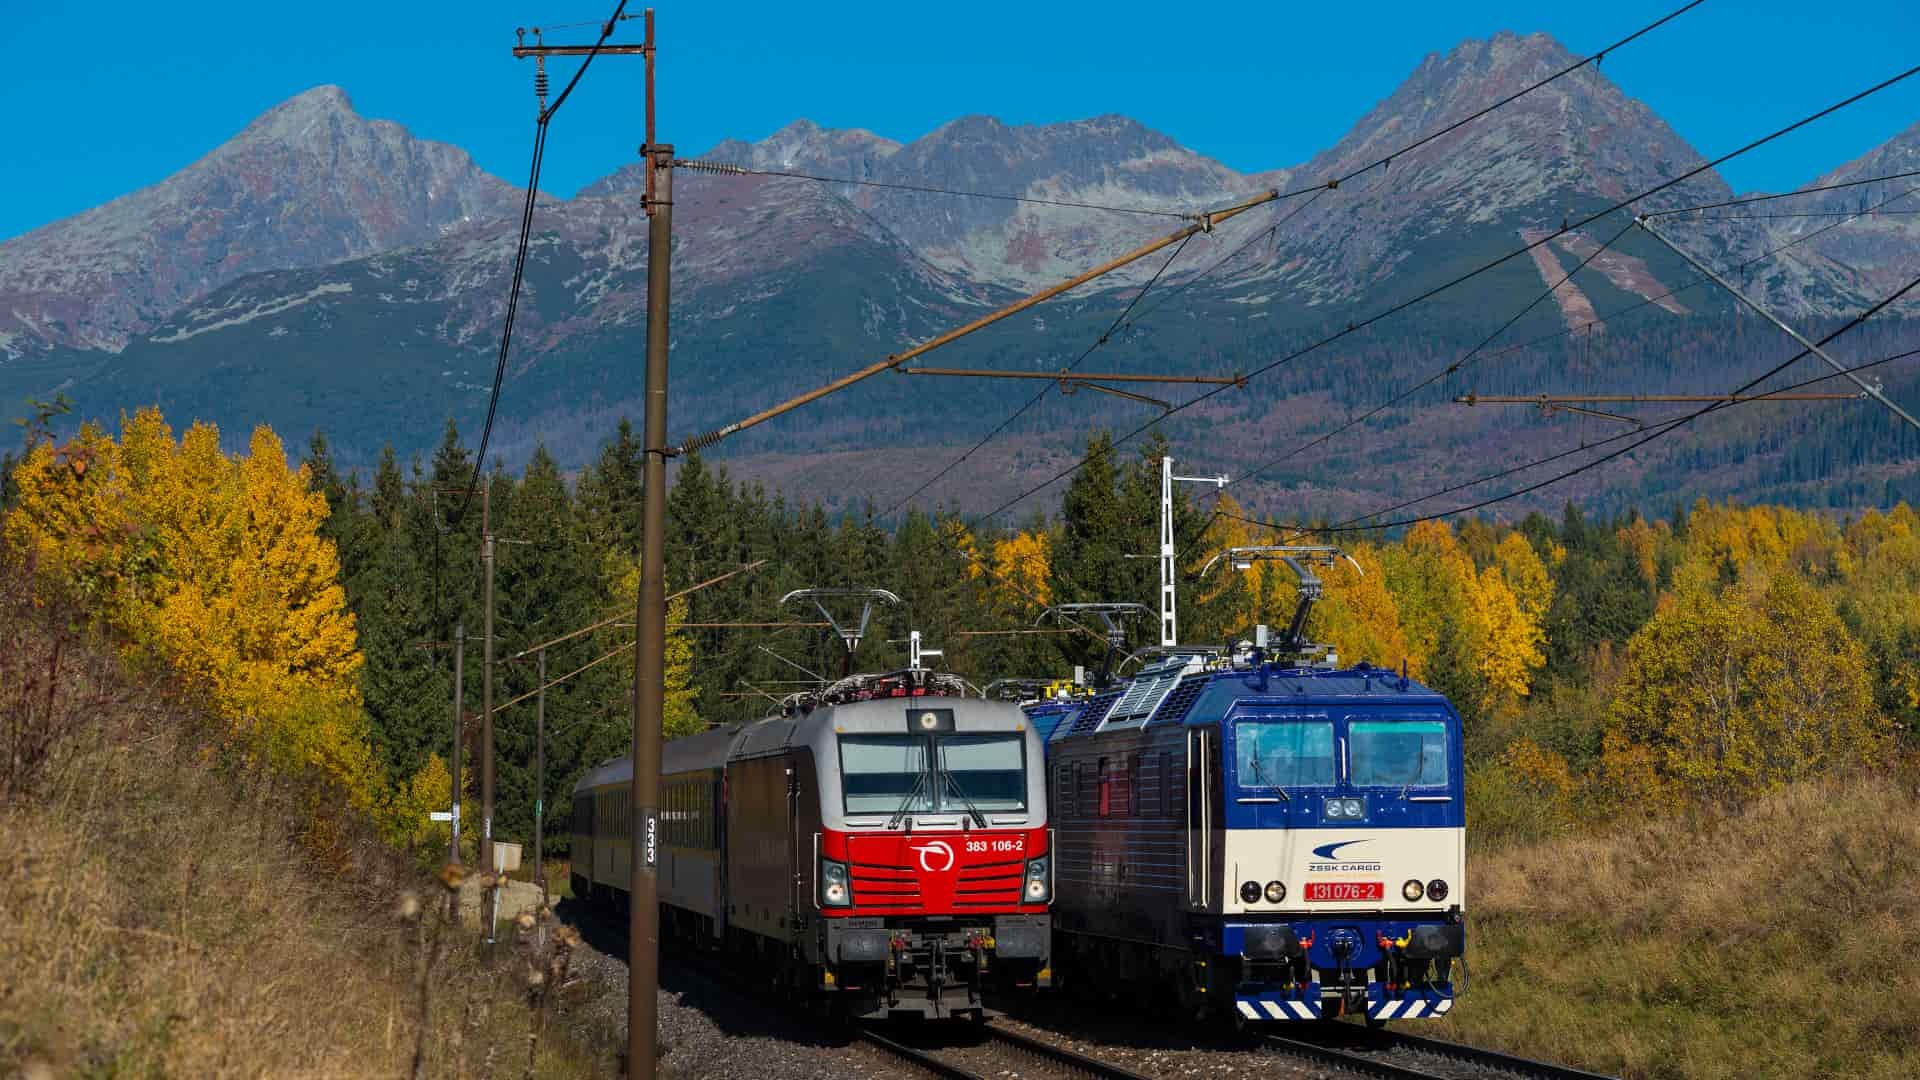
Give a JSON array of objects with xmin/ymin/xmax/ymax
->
[{"xmin": 1161, "ymin": 456, "xmax": 1229, "ymax": 648}]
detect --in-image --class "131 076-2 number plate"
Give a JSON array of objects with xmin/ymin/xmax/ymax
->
[{"xmin": 1304, "ymin": 881, "xmax": 1383, "ymax": 902}]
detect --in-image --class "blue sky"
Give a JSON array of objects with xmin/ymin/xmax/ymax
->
[{"xmin": 4, "ymin": 1, "xmax": 1916, "ymax": 242}]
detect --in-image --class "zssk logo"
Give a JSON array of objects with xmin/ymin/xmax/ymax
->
[
  {"xmin": 1312, "ymin": 839, "xmax": 1368, "ymax": 860},
  {"xmin": 909, "ymin": 839, "xmax": 956, "ymax": 872},
  {"xmin": 1308, "ymin": 838, "xmax": 1381, "ymax": 873}
]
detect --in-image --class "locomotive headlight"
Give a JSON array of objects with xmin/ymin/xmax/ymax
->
[
  {"xmin": 820, "ymin": 858, "xmax": 852, "ymax": 907},
  {"xmin": 1402, "ymin": 879, "xmax": 1425, "ymax": 902},
  {"xmin": 1264, "ymin": 881, "xmax": 1286, "ymax": 904},
  {"xmin": 1426, "ymin": 878, "xmax": 1449, "ymax": 902},
  {"xmin": 1023, "ymin": 856, "xmax": 1051, "ymax": 903},
  {"xmin": 1240, "ymin": 880, "xmax": 1262, "ymax": 904},
  {"xmin": 1322, "ymin": 796, "xmax": 1365, "ymax": 819}
]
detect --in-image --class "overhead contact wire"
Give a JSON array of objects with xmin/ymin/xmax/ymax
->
[
  {"xmin": 972, "ymin": 60, "xmax": 1920, "ymax": 524},
  {"xmin": 883, "ymin": 233, "xmax": 1197, "ymax": 515},
  {"xmin": 1306, "ymin": 272, "xmax": 1920, "ymax": 534}
]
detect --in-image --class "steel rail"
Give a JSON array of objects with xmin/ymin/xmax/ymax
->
[
  {"xmin": 1263, "ymin": 1032, "xmax": 1451, "ymax": 1080},
  {"xmin": 982, "ymin": 1024, "xmax": 1156, "ymax": 1080},
  {"xmin": 852, "ymin": 1027, "xmax": 985, "ymax": 1080},
  {"xmin": 1357, "ymin": 1028, "xmax": 1620, "ymax": 1080}
]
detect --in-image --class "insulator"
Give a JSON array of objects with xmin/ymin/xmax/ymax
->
[{"xmin": 678, "ymin": 159, "xmax": 749, "ymax": 175}]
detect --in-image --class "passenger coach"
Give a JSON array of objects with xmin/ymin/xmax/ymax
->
[
  {"xmin": 574, "ymin": 667, "xmax": 1053, "ymax": 1020},
  {"xmin": 1027, "ymin": 653, "xmax": 1465, "ymax": 1024}
]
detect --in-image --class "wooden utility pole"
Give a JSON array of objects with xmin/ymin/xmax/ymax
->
[
  {"xmin": 535, "ymin": 648, "xmax": 548, "ymax": 911},
  {"xmin": 450, "ymin": 621, "xmax": 465, "ymax": 920},
  {"xmin": 515, "ymin": 11, "xmax": 664, "ymax": 1076},
  {"xmin": 481, "ymin": 480, "xmax": 498, "ymax": 947}
]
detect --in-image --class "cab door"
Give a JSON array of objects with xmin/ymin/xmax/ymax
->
[{"xmin": 1185, "ymin": 728, "xmax": 1216, "ymax": 909}]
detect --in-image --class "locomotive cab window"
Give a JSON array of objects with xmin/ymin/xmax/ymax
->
[
  {"xmin": 1348, "ymin": 719, "xmax": 1449, "ymax": 788},
  {"xmin": 1233, "ymin": 720, "xmax": 1336, "ymax": 790},
  {"xmin": 840, "ymin": 732, "xmax": 1028, "ymax": 816}
]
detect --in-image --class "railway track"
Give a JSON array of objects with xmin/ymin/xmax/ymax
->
[
  {"xmin": 1267, "ymin": 1023, "xmax": 1620, "ymax": 1080},
  {"xmin": 1353, "ymin": 1027, "xmax": 1619, "ymax": 1079},
  {"xmin": 853, "ymin": 1021, "xmax": 1155, "ymax": 1080}
]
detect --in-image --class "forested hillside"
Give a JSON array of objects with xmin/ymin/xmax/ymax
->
[{"xmin": 5, "ymin": 406, "xmax": 1915, "ymax": 862}]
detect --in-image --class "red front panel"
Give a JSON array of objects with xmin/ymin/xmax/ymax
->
[{"xmin": 821, "ymin": 828, "xmax": 1048, "ymax": 917}]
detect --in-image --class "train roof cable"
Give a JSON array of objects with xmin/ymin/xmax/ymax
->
[
  {"xmin": 1676, "ymin": 210, "xmax": 1920, "ymax": 221},
  {"xmin": 1259, "ymin": 271, "xmax": 1920, "ymax": 537},
  {"xmin": 969, "ymin": 60, "xmax": 1920, "ymax": 526}
]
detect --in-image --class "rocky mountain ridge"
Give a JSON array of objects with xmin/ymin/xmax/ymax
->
[{"xmin": 1, "ymin": 30, "xmax": 1915, "ymax": 518}]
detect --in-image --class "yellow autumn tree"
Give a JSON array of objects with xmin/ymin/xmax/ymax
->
[
  {"xmin": 1312, "ymin": 541, "xmax": 1421, "ymax": 676},
  {"xmin": 988, "ymin": 529, "xmax": 1052, "ymax": 613},
  {"xmin": 136, "ymin": 423, "xmax": 363, "ymax": 721},
  {"xmin": 1604, "ymin": 573, "xmax": 1890, "ymax": 809},
  {"xmin": 1382, "ymin": 521, "xmax": 1545, "ymax": 717},
  {"xmin": 609, "ymin": 552, "xmax": 702, "ymax": 738},
  {"xmin": 4, "ymin": 409, "xmax": 387, "ymax": 828},
  {"xmin": 2, "ymin": 422, "xmax": 140, "ymax": 610}
]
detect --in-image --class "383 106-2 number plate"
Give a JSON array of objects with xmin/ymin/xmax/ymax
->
[{"xmin": 1303, "ymin": 881, "xmax": 1383, "ymax": 902}]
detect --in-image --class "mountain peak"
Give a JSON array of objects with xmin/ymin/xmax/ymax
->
[{"xmin": 239, "ymin": 85, "xmax": 361, "ymax": 141}]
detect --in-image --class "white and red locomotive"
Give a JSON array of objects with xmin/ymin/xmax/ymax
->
[{"xmin": 573, "ymin": 667, "xmax": 1053, "ymax": 1019}]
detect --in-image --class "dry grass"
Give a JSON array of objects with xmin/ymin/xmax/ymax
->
[
  {"xmin": 1434, "ymin": 771, "xmax": 1920, "ymax": 1079},
  {"xmin": 0, "ymin": 564, "xmax": 614, "ymax": 1078}
]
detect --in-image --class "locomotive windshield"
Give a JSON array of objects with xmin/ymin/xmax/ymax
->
[
  {"xmin": 840, "ymin": 733, "xmax": 1028, "ymax": 815},
  {"xmin": 1234, "ymin": 720, "xmax": 1336, "ymax": 789},
  {"xmin": 1348, "ymin": 719, "xmax": 1449, "ymax": 787}
]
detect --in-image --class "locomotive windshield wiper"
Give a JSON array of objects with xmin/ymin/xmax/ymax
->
[
  {"xmin": 1241, "ymin": 750, "xmax": 1289, "ymax": 801},
  {"xmin": 1399, "ymin": 754, "xmax": 1426, "ymax": 801},
  {"xmin": 939, "ymin": 768, "xmax": 990, "ymax": 829},
  {"xmin": 886, "ymin": 767, "xmax": 931, "ymax": 831}
]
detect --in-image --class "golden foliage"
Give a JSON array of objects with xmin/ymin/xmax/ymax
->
[
  {"xmin": 1605, "ymin": 574, "xmax": 1890, "ymax": 808},
  {"xmin": 1313, "ymin": 542, "xmax": 1420, "ymax": 676},
  {"xmin": 1384, "ymin": 521, "xmax": 1546, "ymax": 713},
  {"xmin": 4, "ymin": 409, "xmax": 383, "ymax": 822},
  {"xmin": 609, "ymin": 552, "xmax": 702, "ymax": 738},
  {"xmin": 988, "ymin": 529, "xmax": 1052, "ymax": 611}
]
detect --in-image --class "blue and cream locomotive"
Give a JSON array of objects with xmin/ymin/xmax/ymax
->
[{"xmin": 1024, "ymin": 553, "xmax": 1465, "ymax": 1024}]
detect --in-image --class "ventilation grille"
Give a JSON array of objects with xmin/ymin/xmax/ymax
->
[
  {"xmin": 1065, "ymin": 689, "xmax": 1123, "ymax": 736},
  {"xmin": 1102, "ymin": 659, "xmax": 1191, "ymax": 730},
  {"xmin": 1148, "ymin": 674, "xmax": 1209, "ymax": 728}
]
